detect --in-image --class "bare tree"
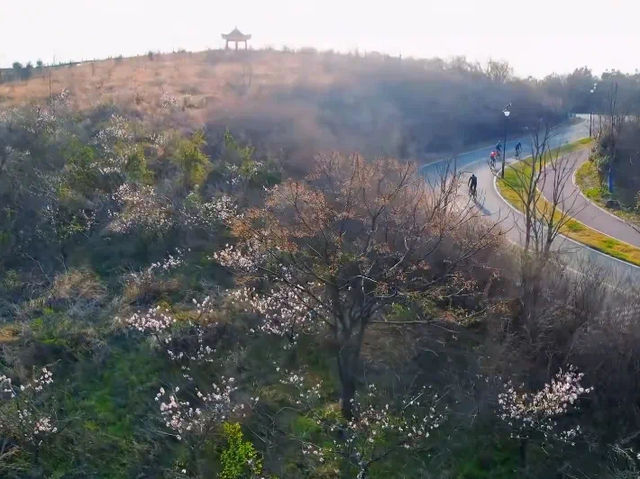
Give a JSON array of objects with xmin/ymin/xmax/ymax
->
[
  {"xmin": 500, "ymin": 124, "xmax": 580, "ymax": 338},
  {"xmin": 536, "ymin": 148, "xmax": 579, "ymax": 258},
  {"xmin": 501, "ymin": 124, "xmax": 579, "ymax": 255},
  {"xmin": 485, "ymin": 59, "xmax": 513, "ymax": 83}
]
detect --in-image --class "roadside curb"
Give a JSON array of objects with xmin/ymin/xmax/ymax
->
[
  {"xmin": 492, "ymin": 173, "xmax": 640, "ymax": 271},
  {"xmin": 493, "ymin": 174, "xmax": 633, "ymax": 290}
]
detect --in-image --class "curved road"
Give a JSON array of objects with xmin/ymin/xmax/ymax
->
[
  {"xmin": 421, "ymin": 116, "xmax": 640, "ymax": 287},
  {"xmin": 539, "ymin": 149, "xmax": 640, "ymax": 247}
]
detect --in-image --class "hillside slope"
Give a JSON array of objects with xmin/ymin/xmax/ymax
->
[{"xmin": 0, "ymin": 50, "xmax": 564, "ymax": 160}]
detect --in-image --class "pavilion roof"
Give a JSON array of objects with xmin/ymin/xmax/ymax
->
[{"xmin": 222, "ymin": 28, "xmax": 251, "ymax": 41}]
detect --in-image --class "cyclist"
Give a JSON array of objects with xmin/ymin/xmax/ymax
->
[
  {"xmin": 515, "ymin": 142, "xmax": 522, "ymax": 158},
  {"xmin": 468, "ymin": 173, "xmax": 478, "ymax": 199},
  {"xmin": 490, "ymin": 150, "xmax": 497, "ymax": 168},
  {"xmin": 496, "ymin": 143, "xmax": 502, "ymax": 154}
]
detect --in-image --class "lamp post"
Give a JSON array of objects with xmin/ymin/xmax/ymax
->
[
  {"xmin": 589, "ymin": 82, "xmax": 597, "ymax": 137},
  {"xmin": 501, "ymin": 103, "xmax": 511, "ymax": 178}
]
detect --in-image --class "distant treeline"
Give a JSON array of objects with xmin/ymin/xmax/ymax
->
[
  {"xmin": 0, "ymin": 61, "xmax": 45, "ymax": 82},
  {"xmin": 202, "ymin": 52, "xmax": 640, "ymax": 159},
  {"xmin": 0, "ymin": 60, "xmax": 86, "ymax": 83},
  {"xmin": 547, "ymin": 66, "xmax": 640, "ymax": 117}
]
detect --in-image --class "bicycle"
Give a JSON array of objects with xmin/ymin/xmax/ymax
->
[
  {"xmin": 489, "ymin": 151, "xmax": 498, "ymax": 171},
  {"xmin": 469, "ymin": 185, "xmax": 477, "ymax": 201}
]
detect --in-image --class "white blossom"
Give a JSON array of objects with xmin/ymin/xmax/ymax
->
[
  {"xmin": 156, "ymin": 376, "xmax": 249, "ymax": 439},
  {"xmin": 182, "ymin": 193, "xmax": 238, "ymax": 229},
  {"xmin": 160, "ymin": 91, "xmax": 179, "ymax": 110},
  {"xmin": 294, "ymin": 380, "xmax": 444, "ymax": 476},
  {"xmin": 278, "ymin": 368, "xmax": 323, "ymax": 407},
  {"xmin": 228, "ymin": 285, "xmax": 321, "ymax": 344},
  {"xmin": 108, "ymin": 183, "xmax": 173, "ymax": 234},
  {"xmin": 165, "ymin": 324, "xmax": 217, "ymax": 379},
  {"xmin": 121, "ymin": 306, "xmax": 175, "ymax": 334},
  {"xmin": 497, "ymin": 365, "xmax": 593, "ymax": 443},
  {"xmin": 212, "ymin": 240, "xmax": 266, "ymax": 273},
  {"xmin": 128, "ymin": 249, "xmax": 185, "ymax": 285},
  {"xmin": 0, "ymin": 368, "xmax": 58, "ymax": 445}
]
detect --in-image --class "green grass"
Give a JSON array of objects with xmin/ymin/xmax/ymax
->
[
  {"xmin": 575, "ymin": 160, "xmax": 606, "ymax": 201},
  {"xmin": 575, "ymin": 159, "xmax": 640, "ymax": 227},
  {"xmin": 20, "ymin": 336, "xmax": 176, "ymax": 479},
  {"xmin": 453, "ymin": 440, "xmax": 519, "ymax": 479},
  {"xmin": 497, "ymin": 139, "xmax": 640, "ymax": 267}
]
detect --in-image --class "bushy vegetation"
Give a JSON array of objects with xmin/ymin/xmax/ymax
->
[
  {"xmin": 571, "ymin": 68, "xmax": 640, "ymax": 213},
  {"xmin": 585, "ymin": 107, "xmax": 640, "ymax": 224},
  {"xmin": 1, "ymin": 54, "xmax": 640, "ymax": 479}
]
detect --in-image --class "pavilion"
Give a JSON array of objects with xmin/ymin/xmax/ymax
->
[{"xmin": 222, "ymin": 28, "xmax": 251, "ymax": 51}]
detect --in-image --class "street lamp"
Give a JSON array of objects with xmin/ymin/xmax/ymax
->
[
  {"xmin": 589, "ymin": 82, "xmax": 598, "ymax": 137},
  {"xmin": 501, "ymin": 103, "xmax": 511, "ymax": 178}
]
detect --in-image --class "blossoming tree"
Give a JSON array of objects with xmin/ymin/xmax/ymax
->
[
  {"xmin": 215, "ymin": 153, "xmax": 499, "ymax": 419},
  {"xmin": 278, "ymin": 370, "xmax": 445, "ymax": 479},
  {"xmin": 497, "ymin": 365, "xmax": 594, "ymax": 466},
  {"xmin": 0, "ymin": 367, "xmax": 57, "ymax": 461},
  {"xmin": 122, "ymin": 295, "xmax": 258, "ymax": 474}
]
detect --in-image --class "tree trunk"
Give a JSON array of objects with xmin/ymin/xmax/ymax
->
[
  {"xmin": 336, "ymin": 320, "xmax": 365, "ymax": 420},
  {"xmin": 337, "ymin": 339, "xmax": 358, "ymax": 420},
  {"xmin": 519, "ymin": 438, "xmax": 528, "ymax": 472},
  {"xmin": 520, "ymin": 256, "xmax": 543, "ymax": 334}
]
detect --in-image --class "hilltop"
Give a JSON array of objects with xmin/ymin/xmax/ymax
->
[
  {"xmin": 0, "ymin": 49, "xmax": 565, "ymax": 160},
  {"xmin": 0, "ymin": 50, "xmax": 341, "ymax": 123}
]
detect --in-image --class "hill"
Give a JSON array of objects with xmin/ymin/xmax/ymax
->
[
  {"xmin": 0, "ymin": 49, "xmax": 565, "ymax": 161},
  {"xmin": 2, "ymin": 47, "xmax": 639, "ymax": 479}
]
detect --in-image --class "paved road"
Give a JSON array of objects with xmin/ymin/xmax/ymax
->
[
  {"xmin": 539, "ymin": 149, "xmax": 640, "ymax": 247},
  {"xmin": 420, "ymin": 116, "xmax": 640, "ymax": 287}
]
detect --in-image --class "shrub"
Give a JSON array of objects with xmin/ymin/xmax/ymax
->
[
  {"xmin": 219, "ymin": 422, "xmax": 262, "ymax": 479},
  {"xmin": 173, "ymin": 130, "xmax": 211, "ymax": 189}
]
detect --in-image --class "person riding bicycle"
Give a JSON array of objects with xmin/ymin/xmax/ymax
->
[
  {"xmin": 468, "ymin": 173, "xmax": 478, "ymax": 197},
  {"xmin": 515, "ymin": 142, "xmax": 522, "ymax": 157},
  {"xmin": 490, "ymin": 150, "xmax": 497, "ymax": 167},
  {"xmin": 496, "ymin": 143, "xmax": 502, "ymax": 154}
]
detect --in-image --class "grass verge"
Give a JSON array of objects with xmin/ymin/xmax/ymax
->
[
  {"xmin": 574, "ymin": 159, "xmax": 605, "ymax": 201},
  {"xmin": 575, "ymin": 159, "xmax": 640, "ymax": 227},
  {"xmin": 497, "ymin": 139, "xmax": 640, "ymax": 266}
]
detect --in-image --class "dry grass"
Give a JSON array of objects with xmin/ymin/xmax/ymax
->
[
  {"xmin": 0, "ymin": 324, "xmax": 21, "ymax": 344},
  {"xmin": 51, "ymin": 269, "xmax": 106, "ymax": 303},
  {"xmin": 0, "ymin": 50, "xmax": 360, "ymax": 125}
]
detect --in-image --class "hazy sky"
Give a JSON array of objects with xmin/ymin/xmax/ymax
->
[{"xmin": 1, "ymin": 0, "xmax": 638, "ymax": 77}]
